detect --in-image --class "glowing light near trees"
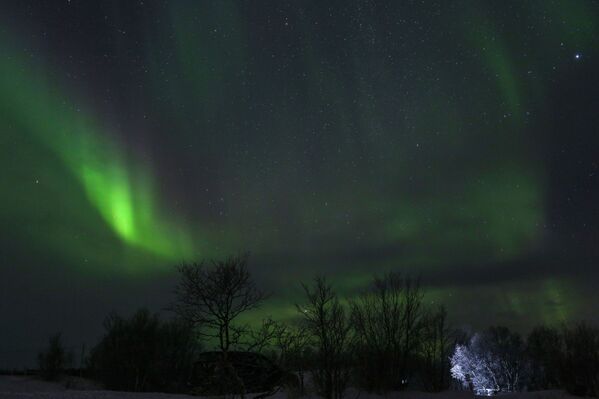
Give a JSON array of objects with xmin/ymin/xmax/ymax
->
[
  {"xmin": 451, "ymin": 338, "xmax": 499, "ymax": 396},
  {"xmin": 450, "ymin": 328, "xmax": 526, "ymax": 395}
]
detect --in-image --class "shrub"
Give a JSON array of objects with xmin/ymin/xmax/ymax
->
[
  {"xmin": 38, "ymin": 333, "xmax": 72, "ymax": 381},
  {"xmin": 89, "ymin": 309, "xmax": 199, "ymax": 392}
]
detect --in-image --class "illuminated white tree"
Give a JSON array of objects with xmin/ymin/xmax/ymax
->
[
  {"xmin": 450, "ymin": 335, "xmax": 498, "ymax": 395},
  {"xmin": 450, "ymin": 328, "xmax": 525, "ymax": 395}
]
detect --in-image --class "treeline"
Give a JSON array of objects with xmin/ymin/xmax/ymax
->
[{"xmin": 36, "ymin": 254, "xmax": 599, "ymax": 398}]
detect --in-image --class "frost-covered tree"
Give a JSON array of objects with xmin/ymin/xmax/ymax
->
[
  {"xmin": 451, "ymin": 334, "xmax": 498, "ymax": 395},
  {"xmin": 451, "ymin": 327, "xmax": 525, "ymax": 395}
]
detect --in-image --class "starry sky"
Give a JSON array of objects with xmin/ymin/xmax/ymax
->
[{"xmin": 1, "ymin": 0, "xmax": 598, "ymax": 368}]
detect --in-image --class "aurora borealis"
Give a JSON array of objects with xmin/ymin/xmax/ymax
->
[{"xmin": 1, "ymin": 1, "xmax": 598, "ymax": 367}]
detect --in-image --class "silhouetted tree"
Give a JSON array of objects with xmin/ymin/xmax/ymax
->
[
  {"xmin": 38, "ymin": 333, "xmax": 72, "ymax": 381},
  {"xmin": 155, "ymin": 318, "xmax": 201, "ymax": 392},
  {"xmin": 297, "ymin": 276, "xmax": 352, "ymax": 399},
  {"xmin": 350, "ymin": 272, "xmax": 423, "ymax": 392},
  {"xmin": 419, "ymin": 305, "xmax": 454, "ymax": 392},
  {"xmin": 560, "ymin": 322, "xmax": 599, "ymax": 397},
  {"xmin": 171, "ymin": 254, "xmax": 267, "ymax": 359},
  {"xmin": 526, "ymin": 325, "xmax": 563, "ymax": 390},
  {"xmin": 274, "ymin": 323, "xmax": 310, "ymax": 396}
]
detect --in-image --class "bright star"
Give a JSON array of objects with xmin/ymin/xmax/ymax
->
[{"xmin": 575, "ymin": 53, "xmax": 582, "ymax": 60}]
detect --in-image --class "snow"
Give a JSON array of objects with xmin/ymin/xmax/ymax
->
[
  {"xmin": 0, "ymin": 376, "xmax": 197, "ymax": 399},
  {"xmin": 0, "ymin": 377, "xmax": 585, "ymax": 399}
]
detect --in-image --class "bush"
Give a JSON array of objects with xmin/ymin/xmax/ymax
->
[
  {"xmin": 89, "ymin": 309, "xmax": 199, "ymax": 392},
  {"xmin": 38, "ymin": 333, "xmax": 72, "ymax": 381}
]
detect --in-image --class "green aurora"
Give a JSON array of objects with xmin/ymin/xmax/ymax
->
[
  {"xmin": 0, "ymin": 0, "xmax": 598, "ymax": 366},
  {"xmin": 0, "ymin": 39, "xmax": 202, "ymax": 272}
]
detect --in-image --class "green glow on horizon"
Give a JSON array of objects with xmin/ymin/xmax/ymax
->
[
  {"xmin": 382, "ymin": 164, "xmax": 543, "ymax": 265},
  {"xmin": 238, "ymin": 276, "xmax": 582, "ymax": 332},
  {"xmin": 541, "ymin": 278, "xmax": 572, "ymax": 324}
]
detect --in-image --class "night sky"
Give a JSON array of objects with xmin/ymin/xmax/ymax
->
[{"xmin": 1, "ymin": 0, "xmax": 598, "ymax": 368}]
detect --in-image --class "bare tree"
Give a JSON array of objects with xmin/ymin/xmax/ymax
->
[
  {"xmin": 244, "ymin": 317, "xmax": 284, "ymax": 354},
  {"xmin": 350, "ymin": 272, "xmax": 423, "ymax": 392},
  {"xmin": 419, "ymin": 305, "xmax": 453, "ymax": 391},
  {"xmin": 526, "ymin": 325, "xmax": 562, "ymax": 390},
  {"xmin": 275, "ymin": 323, "xmax": 311, "ymax": 396},
  {"xmin": 485, "ymin": 326, "xmax": 526, "ymax": 393},
  {"xmin": 171, "ymin": 254, "xmax": 267, "ymax": 358},
  {"xmin": 297, "ymin": 276, "xmax": 352, "ymax": 399},
  {"xmin": 402, "ymin": 277, "xmax": 424, "ymax": 376}
]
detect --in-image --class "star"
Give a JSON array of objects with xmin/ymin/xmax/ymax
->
[{"xmin": 575, "ymin": 53, "xmax": 582, "ymax": 60}]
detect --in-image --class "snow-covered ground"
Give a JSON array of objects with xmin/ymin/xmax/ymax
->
[
  {"xmin": 0, "ymin": 376, "xmax": 196, "ymax": 399},
  {"xmin": 0, "ymin": 376, "xmax": 584, "ymax": 399}
]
